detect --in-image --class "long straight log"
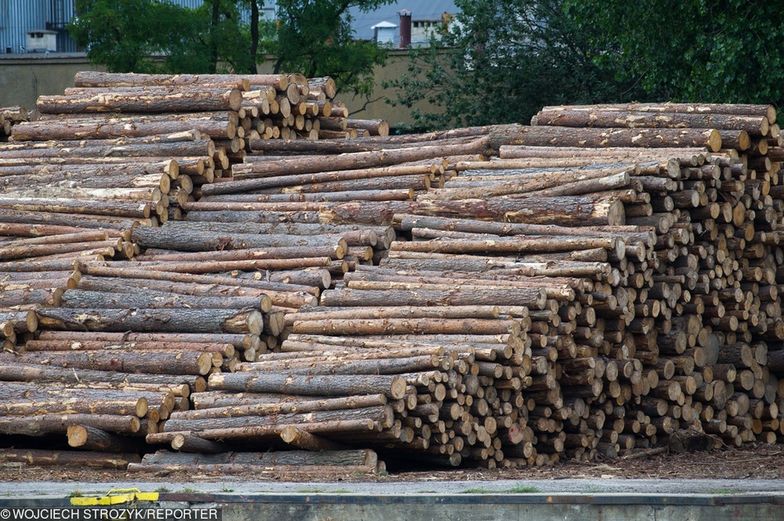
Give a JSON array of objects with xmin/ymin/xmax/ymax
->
[
  {"xmin": 0, "ymin": 362, "xmax": 204, "ymax": 388},
  {"xmin": 533, "ymin": 109, "xmax": 769, "ymax": 135},
  {"xmin": 60, "ymin": 289, "xmax": 266, "ymax": 311},
  {"xmin": 131, "ymin": 225, "xmax": 347, "ymax": 252},
  {"xmin": 319, "ymin": 287, "xmax": 547, "ymax": 309},
  {"xmin": 541, "ymin": 102, "xmax": 776, "ymax": 123},
  {"xmin": 35, "ymin": 307, "xmax": 263, "ymax": 335},
  {"xmin": 0, "ymin": 351, "xmax": 212, "ymax": 375},
  {"xmin": 491, "ymin": 125, "xmax": 722, "ymax": 152},
  {"xmin": 316, "ymin": 197, "xmax": 626, "ymax": 226},
  {"xmin": 76, "ymin": 263, "xmax": 318, "ymax": 307},
  {"xmin": 236, "ymin": 140, "xmax": 488, "ymax": 177},
  {"xmin": 208, "ymin": 372, "xmax": 408, "ymax": 400},
  {"xmin": 13, "ymin": 112, "xmax": 237, "ymax": 140},
  {"xmin": 0, "ymin": 448, "xmax": 139, "ymax": 469},
  {"xmin": 37, "ymin": 90, "xmax": 241, "ymax": 113},
  {"xmin": 37, "ymin": 331, "xmax": 259, "ymax": 350},
  {"xmin": 161, "ymin": 405, "xmax": 393, "ymax": 433}
]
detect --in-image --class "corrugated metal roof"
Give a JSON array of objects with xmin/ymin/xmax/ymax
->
[
  {"xmin": 0, "ymin": 0, "xmax": 78, "ymax": 54},
  {"xmin": 348, "ymin": 0, "xmax": 458, "ymax": 42}
]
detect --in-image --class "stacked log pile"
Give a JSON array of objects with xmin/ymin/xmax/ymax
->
[
  {"xmin": 524, "ymin": 103, "xmax": 784, "ymax": 448},
  {"xmin": 3, "ymin": 87, "xmax": 784, "ymax": 473}
]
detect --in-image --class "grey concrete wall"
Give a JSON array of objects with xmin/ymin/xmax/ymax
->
[
  {"xmin": 0, "ymin": 50, "xmax": 439, "ymax": 128},
  {"xmin": 0, "ymin": 54, "xmax": 104, "ymax": 111}
]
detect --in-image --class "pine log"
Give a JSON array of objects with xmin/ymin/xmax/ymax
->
[
  {"xmin": 491, "ymin": 125, "xmax": 722, "ymax": 152},
  {"xmin": 208, "ymin": 372, "xmax": 408, "ymax": 399},
  {"xmin": 35, "ymin": 307, "xmax": 263, "ymax": 335},
  {"xmin": 0, "ymin": 448, "xmax": 139, "ymax": 469},
  {"xmin": 37, "ymin": 89, "xmax": 241, "ymax": 113}
]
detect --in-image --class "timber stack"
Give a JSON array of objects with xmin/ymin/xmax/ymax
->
[{"xmin": 3, "ymin": 81, "xmax": 784, "ymax": 473}]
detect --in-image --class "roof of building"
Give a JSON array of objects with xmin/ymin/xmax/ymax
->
[{"xmin": 349, "ymin": 1, "xmax": 459, "ymax": 41}]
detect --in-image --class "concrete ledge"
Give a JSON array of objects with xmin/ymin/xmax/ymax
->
[{"xmin": 0, "ymin": 480, "xmax": 782, "ymax": 521}]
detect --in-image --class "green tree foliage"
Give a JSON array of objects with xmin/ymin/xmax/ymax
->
[
  {"xmin": 70, "ymin": 0, "xmax": 254, "ymax": 73},
  {"xmin": 70, "ymin": 0, "xmax": 392, "ymax": 98},
  {"xmin": 268, "ymin": 0, "xmax": 392, "ymax": 98},
  {"xmin": 566, "ymin": 0, "xmax": 784, "ymax": 108},
  {"xmin": 390, "ymin": 0, "xmax": 784, "ymax": 130},
  {"xmin": 387, "ymin": 0, "xmax": 624, "ymax": 130}
]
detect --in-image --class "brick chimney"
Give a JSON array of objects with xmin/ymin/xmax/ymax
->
[{"xmin": 399, "ymin": 9, "xmax": 411, "ymax": 48}]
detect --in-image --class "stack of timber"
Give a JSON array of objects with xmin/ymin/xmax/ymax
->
[
  {"xmin": 188, "ymin": 126, "xmax": 512, "ymax": 265},
  {"xmin": 5, "ymin": 98, "xmax": 784, "ymax": 473},
  {"xmin": 0, "ymin": 106, "xmax": 28, "ymax": 141}
]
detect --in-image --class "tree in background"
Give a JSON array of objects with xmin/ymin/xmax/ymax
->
[
  {"xmin": 387, "ymin": 0, "xmax": 625, "ymax": 130},
  {"xmin": 267, "ymin": 0, "xmax": 392, "ymax": 100},
  {"xmin": 389, "ymin": 0, "xmax": 784, "ymax": 130},
  {"xmin": 71, "ymin": 0, "xmax": 255, "ymax": 73},
  {"xmin": 565, "ymin": 0, "xmax": 784, "ymax": 110},
  {"xmin": 71, "ymin": 0, "xmax": 391, "ymax": 102}
]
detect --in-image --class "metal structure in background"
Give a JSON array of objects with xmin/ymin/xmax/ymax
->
[
  {"xmin": 0, "ymin": 0, "xmax": 76, "ymax": 54},
  {"xmin": 0, "ymin": 0, "xmax": 278, "ymax": 55}
]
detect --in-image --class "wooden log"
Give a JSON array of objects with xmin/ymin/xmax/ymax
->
[
  {"xmin": 533, "ymin": 109, "xmax": 769, "ymax": 135},
  {"xmin": 13, "ymin": 112, "xmax": 237, "ymax": 140},
  {"xmin": 347, "ymin": 119, "xmax": 389, "ymax": 137},
  {"xmin": 0, "ymin": 351, "xmax": 214, "ymax": 375},
  {"xmin": 61, "ymin": 289, "xmax": 266, "ymax": 311},
  {"xmin": 162, "ymin": 405, "xmax": 393, "ymax": 432},
  {"xmin": 315, "ymin": 197, "xmax": 626, "ymax": 226},
  {"xmin": 540, "ymin": 103, "xmax": 776, "ymax": 124},
  {"xmin": 37, "ymin": 331, "xmax": 259, "ymax": 350},
  {"xmin": 75, "ymin": 263, "xmax": 318, "ymax": 307},
  {"xmin": 67, "ymin": 425, "xmax": 142, "ymax": 452},
  {"xmin": 492, "ymin": 125, "xmax": 722, "ymax": 152},
  {"xmin": 208, "ymin": 372, "xmax": 408, "ymax": 399},
  {"xmin": 291, "ymin": 318, "xmax": 522, "ymax": 336},
  {"xmin": 0, "ymin": 138, "xmax": 214, "ymax": 159},
  {"xmin": 0, "ymin": 413, "xmax": 140, "ymax": 435},
  {"xmin": 0, "ymin": 397, "xmax": 148, "ymax": 417},
  {"xmin": 320, "ymin": 287, "xmax": 547, "ymax": 309},
  {"xmin": 35, "ymin": 307, "xmax": 264, "ymax": 335},
  {"xmin": 0, "ymin": 197, "xmax": 151, "ymax": 218},
  {"xmin": 0, "ymin": 448, "xmax": 139, "ymax": 469},
  {"xmin": 132, "ymin": 225, "xmax": 347, "ymax": 252},
  {"xmin": 280, "ymin": 426, "xmax": 346, "ymax": 450},
  {"xmin": 237, "ymin": 140, "xmax": 488, "ymax": 177},
  {"xmin": 37, "ymin": 89, "xmax": 241, "ymax": 113},
  {"xmin": 0, "ymin": 362, "xmax": 204, "ymax": 388},
  {"xmin": 173, "ymin": 394, "xmax": 387, "ymax": 420}
]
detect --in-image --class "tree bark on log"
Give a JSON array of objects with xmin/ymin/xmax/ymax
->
[
  {"xmin": 61, "ymin": 289, "xmax": 266, "ymax": 311},
  {"xmin": 533, "ymin": 109, "xmax": 769, "ymax": 135},
  {"xmin": 37, "ymin": 330, "xmax": 259, "ymax": 350},
  {"xmin": 132, "ymin": 225, "xmax": 347, "ymax": 252},
  {"xmin": 315, "ymin": 197, "xmax": 625, "ymax": 226},
  {"xmin": 0, "ymin": 362, "xmax": 203, "ymax": 388},
  {"xmin": 209, "ymin": 372, "xmax": 408, "ymax": 399},
  {"xmin": 236, "ymin": 140, "xmax": 488, "ymax": 177},
  {"xmin": 319, "ymin": 287, "xmax": 547, "ymax": 309},
  {"xmin": 67, "ymin": 425, "xmax": 143, "ymax": 452},
  {"xmin": 0, "ymin": 448, "xmax": 139, "ymax": 469},
  {"xmin": 35, "ymin": 307, "xmax": 264, "ymax": 335},
  {"xmin": 0, "ymin": 413, "xmax": 140, "ymax": 435},
  {"xmin": 13, "ymin": 112, "xmax": 237, "ymax": 140},
  {"xmin": 490, "ymin": 125, "xmax": 722, "ymax": 152},
  {"xmin": 37, "ymin": 89, "xmax": 241, "ymax": 113},
  {"xmin": 539, "ymin": 102, "xmax": 776, "ymax": 123},
  {"xmin": 162, "ymin": 405, "xmax": 392, "ymax": 433},
  {"xmin": 0, "ymin": 351, "xmax": 214, "ymax": 375}
]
